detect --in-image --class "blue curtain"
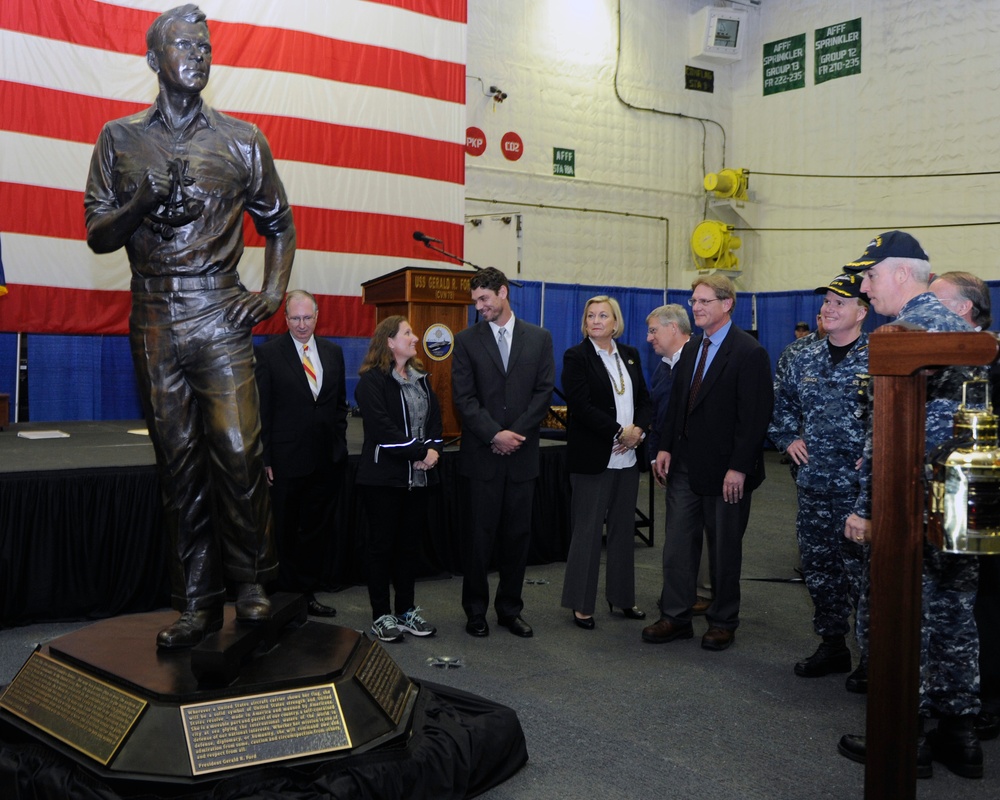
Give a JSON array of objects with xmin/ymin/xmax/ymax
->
[
  {"xmin": 0, "ymin": 333, "xmax": 17, "ymax": 400},
  {"xmin": 756, "ymin": 291, "xmax": 823, "ymax": 375},
  {"xmin": 543, "ymin": 283, "xmax": 664, "ymax": 395},
  {"xmin": 14, "ymin": 279, "xmax": 1000, "ymax": 422},
  {"xmin": 28, "ymin": 335, "xmax": 102, "ymax": 421}
]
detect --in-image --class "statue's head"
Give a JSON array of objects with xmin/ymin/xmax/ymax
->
[{"xmin": 146, "ymin": 5, "xmax": 211, "ymax": 94}]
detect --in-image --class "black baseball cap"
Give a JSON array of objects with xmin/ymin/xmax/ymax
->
[
  {"xmin": 815, "ymin": 273, "xmax": 869, "ymax": 303},
  {"xmin": 843, "ymin": 230, "xmax": 929, "ymax": 272}
]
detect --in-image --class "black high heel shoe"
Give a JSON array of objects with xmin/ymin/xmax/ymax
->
[
  {"xmin": 609, "ymin": 602, "xmax": 646, "ymax": 620},
  {"xmin": 573, "ymin": 612, "xmax": 595, "ymax": 630}
]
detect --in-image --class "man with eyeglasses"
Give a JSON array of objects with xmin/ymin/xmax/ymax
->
[
  {"xmin": 84, "ymin": 5, "xmax": 295, "ymax": 647},
  {"xmin": 930, "ymin": 270, "xmax": 1000, "ymax": 744},
  {"xmin": 256, "ymin": 290, "xmax": 348, "ymax": 618},
  {"xmin": 643, "ymin": 275, "xmax": 773, "ymax": 651}
]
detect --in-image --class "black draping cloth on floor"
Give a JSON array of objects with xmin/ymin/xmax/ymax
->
[
  {"xmin": 0, "ymin": 679, "xmax": 528, "ymax": 799},
  {"xmin": 0, "ymin": 447, "xmax": 571, "ymax": 626}
]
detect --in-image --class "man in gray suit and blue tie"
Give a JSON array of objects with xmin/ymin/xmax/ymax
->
[{"xmin": 452, "ymin": 268, "xmax": 555, "ymax": 637}]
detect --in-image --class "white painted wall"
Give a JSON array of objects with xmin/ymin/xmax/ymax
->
[{"xmin": 466, "ymin": 0, "xmax": 1000, "ymax": 293}]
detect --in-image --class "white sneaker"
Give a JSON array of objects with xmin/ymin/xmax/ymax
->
[
  {"xmin": 371, "ymin": 614, "xmax": 404, "ymax": 642},
  {"xmin": 398, "ymin": 606, "xmax": 437, "ymax": 637}
]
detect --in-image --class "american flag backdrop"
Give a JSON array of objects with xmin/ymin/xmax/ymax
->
[{"xmin": 0, "ymin": 0, "xmax": 467, "ymax": 336}]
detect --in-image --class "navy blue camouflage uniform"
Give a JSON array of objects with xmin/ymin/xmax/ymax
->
[
  {"xmin": 854, "ymin": 292, "xmax": 980, "ymax": 718},
  {"xmin": 770, "ymin": 334, "xmax": 869, "ymax": 650}
]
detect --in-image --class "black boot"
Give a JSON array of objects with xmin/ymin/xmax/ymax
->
[
  {"xmin": 794, "ymin": 635, "xmax": 852, "ymax": 677},
  {"xmin": 837, "ymin": 719, "xmax": 932, "ymax": 779},
  {"xmin": 974, "ymin": 710, "xmax": 1000, "ymax": 741},
  {"xmin": 928, "ymin": 715, "xmax": 983, "ymax": 779},
  {"xmin": 845, "ymin": 655, "xmax": 868, "ymax": 694}
]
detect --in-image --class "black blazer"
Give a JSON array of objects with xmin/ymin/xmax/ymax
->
[
  {"xmin": 659, "ymin": 323, "xmax": 773, "ymax": 495},
  {"xmin": 255, "ymin": 334, "xmax": 349, "ymax": 479},
  {"xmin": 563, "ymin": 340, "xmax": 651, "ymax": 475},
  {"xmin": 452, "ymin": 318, "xmax": 555, "ymax": 482}
]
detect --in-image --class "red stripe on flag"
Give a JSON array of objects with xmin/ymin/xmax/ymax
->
[
  {"xmin": 3, "ymin": 182, "xmax": 464, "ymax": 262},
  {"xmin": 1, "ymin": 183, "xmax": 88, "ymax": 241},
  {"xmin": 365, "ymin": 0, "xmax": 467, "ymax": 23},
  {"xmin": 0, "ymin": 0, "xmax": 464, "ymax": 102},
  {"xmin": 212, "ymin": 24, "xmax": 464, "ymax": 103},
  {"xmin": 0, "ymin": 82, "xmax": 464, "ymax": 184},
  {"xmin": 0, "ymin": 82, "xmax": 145, "ymax": 147},
  {"xmin": 0, "ymin": 284, "xmax": 376, "ymax": 337},
  {"xmin": 249, "ymin": 207, "xmax": 465, "ymax": 261}
]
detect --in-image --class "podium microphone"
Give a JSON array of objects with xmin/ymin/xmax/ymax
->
[{"xmin": 413, "ymin": 231, "xmax": 442, "ymax": 244}]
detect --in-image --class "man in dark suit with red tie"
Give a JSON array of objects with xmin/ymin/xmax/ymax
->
[
  {"xmin": 256, "ymin": 290, "xmax": 348, "ymax": 616},
  {"xmin": 643, "ymin": 274, "xmax": 773, "ymax": 651},
  {"xmin": 452, "ymin": 268, "xmax": 555, "ymax": 638}
]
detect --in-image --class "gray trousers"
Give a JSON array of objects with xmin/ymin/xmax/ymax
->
[
  {"xmin": 561, "ymin": 466, "xmax": 640, "ymax": 615},
  {"xmin": 659, "ymin": 467, "xmax": 752, "ymax": 630}
]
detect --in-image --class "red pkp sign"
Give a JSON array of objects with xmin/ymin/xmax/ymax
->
[{"xmin": 465, "ymin": 127, "xmax": 486, "ymax": 156}]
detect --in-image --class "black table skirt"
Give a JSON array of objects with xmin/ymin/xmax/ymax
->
[{"xmin": 0, "ymin": 449, "xmax": 571, "ymax": 626}]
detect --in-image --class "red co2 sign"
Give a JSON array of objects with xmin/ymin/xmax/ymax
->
[
  {"xmin": 465, "ymin": 127, "xmax": 486, "ymax": 157},
  {"xmin": 501, "ymin": 131, "xmax": 523, "ymax": 161}
]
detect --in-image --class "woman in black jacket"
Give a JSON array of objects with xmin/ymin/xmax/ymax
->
[
  {"xmin": 561, "ymin": 296, "xmax": 652, "ymax": 629},
  {"xmin": 356, "ymin": 315, "xmax": 444, "ymax": 642}
]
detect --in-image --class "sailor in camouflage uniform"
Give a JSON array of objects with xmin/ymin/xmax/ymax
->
[
  {"xmin": 769, "ymin": 274, "xmax": 869, "ymax": 684},
  {"xmin": 836, "ymin": 231, "xmax": 982, "ymax": 780}
]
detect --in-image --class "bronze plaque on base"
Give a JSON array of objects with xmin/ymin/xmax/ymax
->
[
  {"xmin": 354, "ymin": 641, "xmax": 413, "ymax": 725},
  {"xmin": 0, "ymin": 651, "xmax": 147, "ymax": 765},
  {"xmin": 0, "ymin": 611, "xmax": 419, "ymax": 788},
  {"xmin": 182, "ymin": 684, "xmax": 351, "ymax": 775}
]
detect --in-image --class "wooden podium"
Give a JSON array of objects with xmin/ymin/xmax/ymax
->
[
  {"xmin": 865, "ymin": 328, "xmax": 998, "ymax": 799},
  {"xmin": 361, "ymin": 266, "xmax": 474, "ymax": 439}
]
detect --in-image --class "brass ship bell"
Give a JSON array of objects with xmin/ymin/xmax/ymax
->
[{"xmin": 927, "ymin": 379, "xmax": 1000, "ymax": 554}]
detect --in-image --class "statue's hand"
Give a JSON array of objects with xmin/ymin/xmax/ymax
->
[
  {"xmin": 133, "ymin": 167, "xmax": 173, "ymax": 215},
  {"xmin": 225, "ymin": 290, "xmax": 281, "ymax": 328}
]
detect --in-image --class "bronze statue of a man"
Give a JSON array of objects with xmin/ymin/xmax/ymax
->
[{"xmin": 84, "ymin": 5, "xmax": 295, "ymax": 648}]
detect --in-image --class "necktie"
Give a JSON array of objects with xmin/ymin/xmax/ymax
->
[
  {"xmin": 497, "ymin": 328, "xmax": 509, "ymax": 371},
  {"xmin": 302, "ymin": 344, "xmax": 319, "ymax": 397},
  {"xmin": 686, "ymin": 337, "xmax": 712, "ymax": 416}
]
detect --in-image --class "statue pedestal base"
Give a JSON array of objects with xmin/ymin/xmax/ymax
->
[{"xmin": 1, "ymin": 596, "xmax": 416, "ymax": 787}]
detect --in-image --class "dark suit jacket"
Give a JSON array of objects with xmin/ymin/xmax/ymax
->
[
  {"xmin": 659, "ymin": 322, "xmax": 773, "ymax": 496},
  {"xmin": 562, "ymin": 340, "xmax": 651, "ymax": 475},
  {"xmin": 452, "ymin": 317, "xmax": 555, "ymax": 481},
  {"xmin": 255, "ymin": 334, "xmax": 349, "ymax": 479}
]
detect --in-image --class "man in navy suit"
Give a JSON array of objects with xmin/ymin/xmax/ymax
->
[
  {"xmin": 256, "ymin": 290, "xmax": 348, "ymax": 617},
  {"xmin": 643, "ymin": 274, "xmax": 773, "ymax": 651},
  {"xmin": 452, "ymin": 268, "xmax": 555, "ymax": 638}
]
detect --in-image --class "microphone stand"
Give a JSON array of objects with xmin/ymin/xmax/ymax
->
[{"xmin": 418, "ymin": 239, "xmax": 523, "ymax": 288}]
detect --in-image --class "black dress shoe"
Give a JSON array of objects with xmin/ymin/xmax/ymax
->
[
  {"xmin": 845, "ymin": 659, "xmax": 868, "ymax": 693},
  {"xmin": 307, "ymin": 595, "xmax": 337, "ymax": 617},
  {"xmin": 498, "ymin": 615, "xmax": 533, "ymax": 637},
  {"xmin": 837, "ymin": 732, "xmax": 932, "ymax": 778},
  {"xmin": 928, "ymin": 716, "xmax": 984, "ymax": 778},
  {"xmin": 608, "ymin": 602, "xmax": 646, "ymax": 619},
  {"xmin": 235, "ymin": 582, "xmax": 271, "ymax": 624},
  {"xmin": 156, "ymin": 608, "xmax": 224, "ymax": 649},
  {"xmin": 794, "ymin": 637, "xmax": 852, "ymax": 677},
  {"xmin": 641, "ymin": 617, "xmax": 693, "ymax": 644},
  {"xmin": 573, "ymin": 612, "xmax": 595, "ymax": 630},
  {"xmin": 466, "ymin": 616, "xmax": 489, "ymax": 637},
  {"xmin": 974, "ymin": 710, "xmax": 1000, "ymax": 741}
]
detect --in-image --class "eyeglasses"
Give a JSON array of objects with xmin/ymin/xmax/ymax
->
[
  {"xmin": 687, "ymin": 298, "xmax": 720, "ymax": 308},
  {"xmin": 287, "ymin": 315, "xmax": 316, "ymax": 324}
]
